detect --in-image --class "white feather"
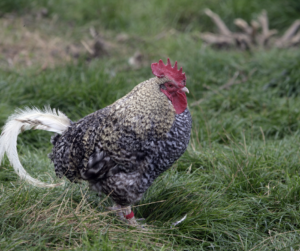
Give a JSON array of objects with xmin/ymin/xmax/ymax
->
[{"xmin": 0, "ymin": 106, "xmax": 70, "ymax": 188}]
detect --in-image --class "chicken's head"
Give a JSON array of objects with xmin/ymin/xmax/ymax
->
[{"xmin": 151, "ymin": 58, "xmax": 189, "ymax": 114}]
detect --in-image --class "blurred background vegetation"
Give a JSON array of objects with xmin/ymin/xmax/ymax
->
[
  {"xmin": 1, "ymin": 0, "xmax": 300, "ymax": 250},
  {"xmin": 1, "ymin": 0, "xmax": 300, "ymax": 32}
]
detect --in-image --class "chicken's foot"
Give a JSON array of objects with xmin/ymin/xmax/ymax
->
[{"xmin": 107, "ymin": 204, "xmax": 139, "ymax": 227}]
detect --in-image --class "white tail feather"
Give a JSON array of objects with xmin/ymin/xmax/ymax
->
[{"xmin": 0, "ymin": 107, "xmax": 70, "ymax": 188}]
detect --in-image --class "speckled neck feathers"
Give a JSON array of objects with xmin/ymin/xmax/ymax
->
[{"xmin": 100, "ymin": 77, "xmax": 175, "ymax": 153}]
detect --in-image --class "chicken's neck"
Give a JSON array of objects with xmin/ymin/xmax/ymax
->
[{"xmin": 99, "ymin": 78, "xmax": 176, "ymax": 155}]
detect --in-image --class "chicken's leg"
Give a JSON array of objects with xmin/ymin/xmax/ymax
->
[{"xmin": 108, "ymin": 204, "xmax": 138, "ymax": 226}]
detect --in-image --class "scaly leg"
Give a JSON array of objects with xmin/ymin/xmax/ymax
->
[
  {"xmin": 121, "ymin": 205, "xmax": 138, "ymax": 226},
  {"xmin": 107, "ymin": 204, "xmax": 138, "ymax": 226}
]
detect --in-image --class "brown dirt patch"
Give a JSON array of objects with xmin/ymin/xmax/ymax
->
[{"xmin": 0, "ymin": 15, "xmax": 88, "ymax": 70}]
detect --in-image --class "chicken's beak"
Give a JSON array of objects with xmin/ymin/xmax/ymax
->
[{"xmin": 181, "ymin": 87, "xmax": 189, "ymax": 94}]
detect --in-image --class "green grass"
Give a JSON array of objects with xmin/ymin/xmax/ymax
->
[
  {"xmin": 2, "ymin": 0, "xmax": 300, "ymax": 34},
  {"xmin": 1, "ymin": 0, "xmax": 300, "ymax": 250}
]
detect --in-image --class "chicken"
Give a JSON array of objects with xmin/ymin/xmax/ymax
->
[{"xmin": 0, "ymin": 59, "xmax": 192, "ymax": 225}]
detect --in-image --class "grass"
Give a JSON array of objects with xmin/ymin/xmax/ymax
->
[{"xmin": 1, "ymin": 0, "xmax": 300, "ymax": 250}]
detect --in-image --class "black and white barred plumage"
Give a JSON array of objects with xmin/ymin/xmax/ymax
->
[{"xmin": 49, "ymin": 107, "xmax": 191, "ymax": 206}]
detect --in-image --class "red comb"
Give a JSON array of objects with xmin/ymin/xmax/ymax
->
[{"xmin": 151, "ymin": 58, "xmax": 186, "ymax": 86}]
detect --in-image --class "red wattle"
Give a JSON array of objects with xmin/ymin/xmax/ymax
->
[
  {"xmin": 172, "ymin": 91, "xmax": 187, "ymax": 114},
  {"xmin": 161, "ymin": 89, "xmax": 187, "ymax": 114}
]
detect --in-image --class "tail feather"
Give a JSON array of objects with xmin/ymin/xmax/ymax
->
[{"xmin": 0, "ymin": 107, "xmax": 70, "ymax": 188}]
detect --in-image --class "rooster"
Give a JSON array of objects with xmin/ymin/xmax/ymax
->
[{"xmin": 0, "ymin": 59, "xmax": 192, "ymax": 225}]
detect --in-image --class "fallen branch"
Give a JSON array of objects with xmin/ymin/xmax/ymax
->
[{"xmin": 200, "ymin": 9, "xmax": 300, "ymax": 49}]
